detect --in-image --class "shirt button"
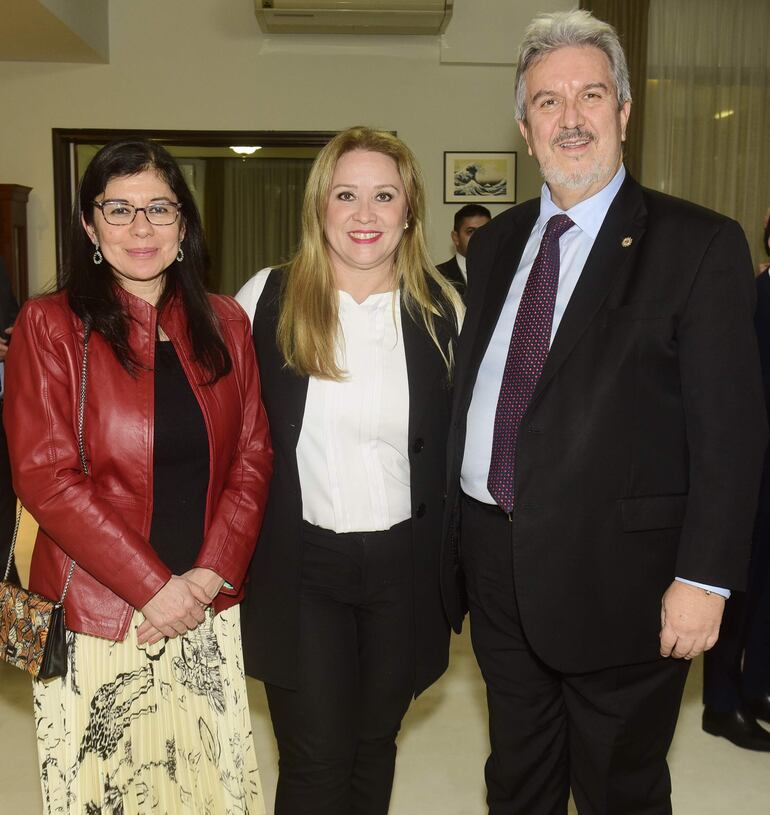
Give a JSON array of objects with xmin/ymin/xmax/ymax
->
[
  {"xmin": 412, "ymin": 437, "xmax": 425, "ymax": 453},
  {"xmin": 416, "ymin": 503, "xmax": 427, "ymax": 518}
]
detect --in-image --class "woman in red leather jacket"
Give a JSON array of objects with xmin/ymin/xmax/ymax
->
[{"xmin": 4, "ymin": 139, "xmax": 272, "ymax": 815}]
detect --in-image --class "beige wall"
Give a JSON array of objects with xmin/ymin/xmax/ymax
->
[{"xmin": 0, "ymin": 0, "xmax": 571, "ymax": 295}]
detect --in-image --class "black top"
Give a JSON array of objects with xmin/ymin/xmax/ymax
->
[{"xmin": 149, "ymin": 340, "xmax": 210, "ymax": 574}]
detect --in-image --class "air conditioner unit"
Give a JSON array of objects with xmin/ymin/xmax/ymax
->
[{"xmin": 254, "ymin": 0, "xmax": 454, "ymax": 35}]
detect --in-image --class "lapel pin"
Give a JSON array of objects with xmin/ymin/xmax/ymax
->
[{"xmin": 621, "ymin": 237, "xmax": 633, "ymax": 248}]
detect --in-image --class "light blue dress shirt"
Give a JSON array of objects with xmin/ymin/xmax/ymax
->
[{"xmin": 460, "ymin": 165, "xmax": 728, "ymax": 598}]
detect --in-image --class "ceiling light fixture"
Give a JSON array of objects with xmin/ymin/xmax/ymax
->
[
  {"xmin": 713, "ymin": 110, "xmax": 735, "ymax": 120},
  {"xmin": 229, "ymin": 145, "xmax": 262, "ymax": 156}
]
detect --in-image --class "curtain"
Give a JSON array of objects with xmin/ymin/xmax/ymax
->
[
  {"xmin": 580, "ymin": 0, "xmax": 650, "ymax": 181},
  {"xmin": 205, "ymin": 158, "xmax": 313, "ymax": 295},
  {"xmin": 641, "ymin": 0, "xmax": 770, "ymax": 266},
  {"xmin": 204, "ymin": 161, "xmax": 226, "ymax": 294}
]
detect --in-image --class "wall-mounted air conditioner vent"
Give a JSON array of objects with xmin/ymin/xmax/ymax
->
[{"xmin": 255, "ymin": 0, "xmax": 454, "ymax": 35}]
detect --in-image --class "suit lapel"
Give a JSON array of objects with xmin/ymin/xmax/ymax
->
[
  {"xmin": 402, "ymin": 295, "xmax": 446, "ymax": 436},
  {"xmin": 254, "ymin": 269, "xmax": 310, "ymax": 452},
  {"xmin": 445, "ymin": 257, "xmax": 464, "ymax": 289},
  {"xmin": 530, "ymin": 175, "xmax": 648, "ymax": 404}
]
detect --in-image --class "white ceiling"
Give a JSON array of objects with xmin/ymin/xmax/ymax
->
[{"xmin": 0, "ymin": 0, "xmax": 108, "ymax": 63}]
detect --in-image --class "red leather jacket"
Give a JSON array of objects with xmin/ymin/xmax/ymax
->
[{"xmin": 4, "ymin": 289, "xmax": 272, "ymax": 641}]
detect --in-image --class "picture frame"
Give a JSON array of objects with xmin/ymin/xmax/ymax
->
[{"xmin": 443, "ymin": 151, "xmax": 517, "ymax": 204}]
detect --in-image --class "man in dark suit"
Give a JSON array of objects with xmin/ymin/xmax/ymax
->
[
  {"xmin": 702, "ymin": 214, "xmax": 770, "ymax": 750},
  {"xmin": 442, "ymin": 9, "xmax": 767, "ymax": 814},
  {"xmin": 436, "ymin": 203, "xmax": 491, "ymax": 298},
  {"xmin": 0, "ymin": 257, "xmax": 19, "ymax": 582}
]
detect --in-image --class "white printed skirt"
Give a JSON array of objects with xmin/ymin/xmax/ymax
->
[{"xmin": 33, "ymin": 605, "xmax": 264, "ymax": 814}]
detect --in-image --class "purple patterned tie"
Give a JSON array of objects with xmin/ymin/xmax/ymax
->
[{"xmin": 487, "ymin": 213, "xmax": 574, "ymax": 512}]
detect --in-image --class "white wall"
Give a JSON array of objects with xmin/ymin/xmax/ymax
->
[{"xmin": 0, "ymin": 0, "xmax": 571, "ymax": 294}]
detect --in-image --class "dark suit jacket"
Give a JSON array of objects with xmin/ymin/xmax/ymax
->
[
  {"xmin": 442, "ymin": 173, "xmax": 767, "ymax": 674},
  {"xmin": 437, "ymin": 256, "xmax": 466, "ymax": 299},
  {"xmin": 754, "ymin": 271, "xmax": 770, "ymax": 514},
  {"xmin": 703, "ymin": 271, "xmax": 770, "ymax": 706},
  {"xmin": 242, "ymin": 270, "xmax": 457, "ymax": 695}
]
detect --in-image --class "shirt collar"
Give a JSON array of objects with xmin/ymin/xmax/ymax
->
[
  {"xmin": 456, "ymin": 253, "xmax": 467, "ymax": 275},
  {"xmin": 338, "ymin": 288, "xmax": 398, "ymax": 310},
  {"xmin": 537, "ymin": 164, "xmax": 626, "ymax": 240}
]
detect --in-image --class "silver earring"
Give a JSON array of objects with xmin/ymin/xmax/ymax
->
[
  {"xmin": 92, "ymin": 243, "xmax": 103, "ymax": 265},
  {"xmin": 176, "ymin": 247, "xmax": 184, "ymax": 262},
  {"xmin": 403, "ymin": 222, "xmax": 409, "ymax": 230}
]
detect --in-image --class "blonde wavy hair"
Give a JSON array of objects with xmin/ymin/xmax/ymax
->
[{"xmin": 277, "ymin": 125, "xmax": 463, "ymax": 380}]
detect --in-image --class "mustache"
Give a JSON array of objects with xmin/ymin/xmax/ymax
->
[{"xmin": 552, "ymin": 127, "xmax": 596, "ymax": 147}]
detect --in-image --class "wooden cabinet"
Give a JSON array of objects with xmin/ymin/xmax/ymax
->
[{"xmin": 0, "ymin": 184, "xmax": 32, "ymax": 303}]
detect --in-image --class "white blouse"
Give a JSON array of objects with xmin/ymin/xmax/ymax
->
[{"xmin": 236, "ymin": 268, "xmax": 411, "ymax": 533}]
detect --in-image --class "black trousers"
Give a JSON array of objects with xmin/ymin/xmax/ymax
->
[
  {"xmin": 265, "ymin": 518, "xmax": 416, "ymax": 815},
  {"xmin": 461, "ymin": 494, "xmax": 690, "ymax": 815},
  {"xmin": 703, "ymin": 509, "xmax": 770, "ymax": 709}
]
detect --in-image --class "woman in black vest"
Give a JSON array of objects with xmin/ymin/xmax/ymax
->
[{"xmin": 236, "ymin": 126, "xmax": 463, "ymax": 815}]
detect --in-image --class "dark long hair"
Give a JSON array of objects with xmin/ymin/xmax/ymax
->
[{"xmin": 62, "ymin": 139, "xmax": 231, "ymax": 380}]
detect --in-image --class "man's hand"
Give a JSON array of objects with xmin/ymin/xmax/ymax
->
[
  {"xmin": 659, "ymin": 580, "xmax": 725, "ymax": 659},
  {"xmin": 137, "ymin": 575, "xmax": 209, "ymax": 645}
]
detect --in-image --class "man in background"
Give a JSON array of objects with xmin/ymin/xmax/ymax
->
[
  {"xmin": 702, "ymin": 209, "xmax": 770, "ymax": 750},
  {"xmin": 436, "ymin": 203, "xmax": 491, "ymax": 298}
]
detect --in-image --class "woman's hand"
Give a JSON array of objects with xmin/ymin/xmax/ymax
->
[
  {"xmin": 136, "ymin": 575, "xmax": 210, "ymax": 645},
  {"xmin": 182, "ymin": 567, "xmax": 226, "ymax": 604}
]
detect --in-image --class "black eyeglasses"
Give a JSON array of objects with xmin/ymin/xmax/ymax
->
[{"xmin": 93, "ymin": 200, "xmax": 182, "ymax": 226}]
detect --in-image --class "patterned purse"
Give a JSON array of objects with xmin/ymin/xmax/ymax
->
[
  {"xmin": 0, "ymin": 324, "xmax": 90, "ymax": 680},
  {"xmin": 0, "ymin": 537, "xmax": 71, "ymax": 679}
]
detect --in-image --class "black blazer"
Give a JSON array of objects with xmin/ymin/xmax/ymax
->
[
  {"xmin": 437, "ymin": 256, "xmax": 466, "ymax": 299},
  {"xmin": 442, "ymin": 173, "xmax": 767, "ymax": 674},
  {"xmin": 753, "ymin": 272, "xmax": 770, "ymax": 514},
  {"xmin": 242, "ymin": 270, "xmax": 456, "ymax": 694}
]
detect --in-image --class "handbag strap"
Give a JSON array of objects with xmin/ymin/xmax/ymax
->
[
  {"xmin": 2, "ymin": 324, "xmax": 91, "ymax": 600},
  {"xmin": 77, "ymin": 323, "xmax": 91, "ymax": 477},
  {"xmin": 2, "ymin": 504, "xmax": 24, "ymax": 583}
]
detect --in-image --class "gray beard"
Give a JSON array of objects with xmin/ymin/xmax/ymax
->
[{"xmin": 538, "ymin": 154, "xmax": 613, "ymax": 191}]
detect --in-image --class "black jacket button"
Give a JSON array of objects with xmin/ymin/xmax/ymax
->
[
  {"xmin": 412, "ymin": 437, "xmax": 425, "ymax": 453},
  {"xmin": 416, "ymin": 503, "xmax": 427, "ymax": 518}
]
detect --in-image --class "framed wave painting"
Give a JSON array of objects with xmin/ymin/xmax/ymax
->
[{"xmin": 444, "ymin": 151, "xmax": 517, "ymax": 204}]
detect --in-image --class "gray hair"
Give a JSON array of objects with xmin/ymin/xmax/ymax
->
[{"xmin": 514, "ymin": 9, "xmax": 632, "ymax": 122}]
